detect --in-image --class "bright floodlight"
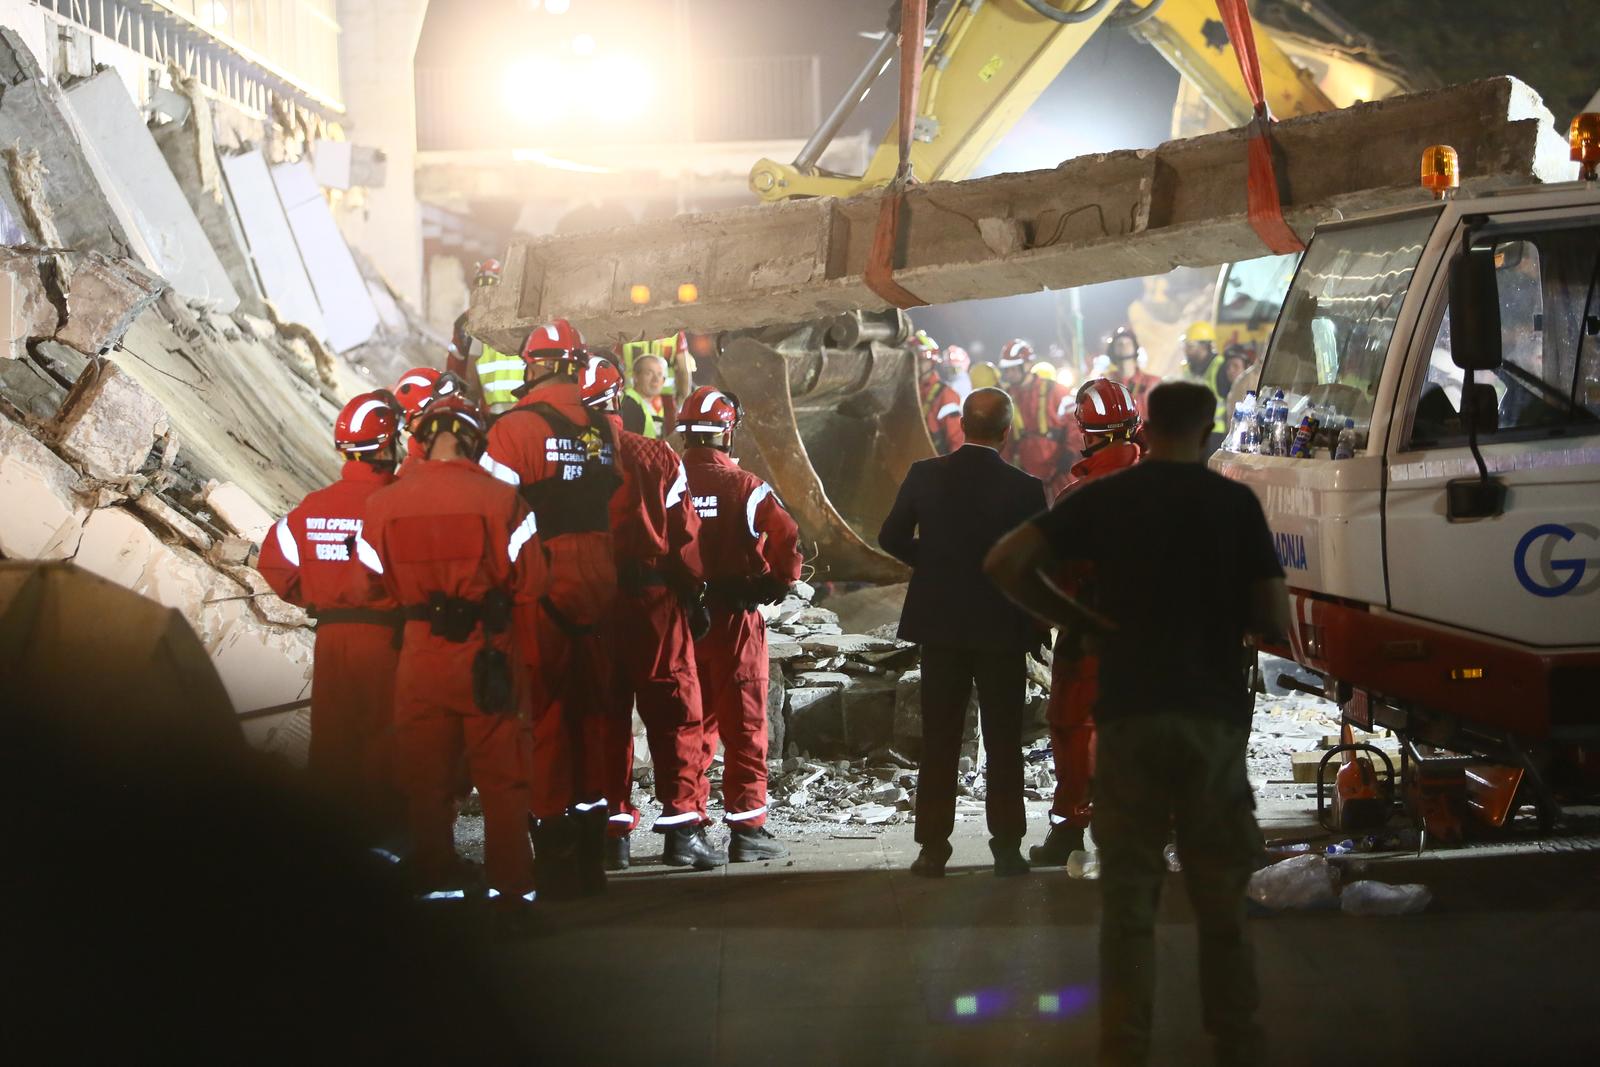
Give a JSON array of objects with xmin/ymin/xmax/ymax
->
[
  {"xmin": 573, "ymin": 33, "xmax": 596, "ymax": 56},
  {"xmin": 591, "ymin": 57, "xmax": 654, "ymax": 121},
  {"xmin": 545, "ymin": 0, "xmax": 571, "ymax": 13},
  {"xmin": 502, "ymin": 57, "xmax": 569, "ymax": 126}
]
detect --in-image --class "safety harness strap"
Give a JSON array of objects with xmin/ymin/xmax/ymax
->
[{"xmin": 1213, "ymin": 0, "xmax": 1306, "ymax": 255}]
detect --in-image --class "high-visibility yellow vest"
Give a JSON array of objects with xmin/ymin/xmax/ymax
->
[
  {"xmin": 624, "ymin": 386, "xmax": 664, "ymax": 438},
  {"xmin": 476, "ymin": 344, "xmax": 522, "ymax": 413},
  {"xmin": 1180, "ymin": 353, "xmax": 1228, "ymax": 433}
]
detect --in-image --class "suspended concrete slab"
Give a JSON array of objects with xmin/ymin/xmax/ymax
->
[{"xmin": 472, "ymin": 77, "xmax": 1570, "ymax": 349}]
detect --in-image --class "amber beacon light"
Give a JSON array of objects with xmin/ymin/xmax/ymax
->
[
  {"xmin": 1420, "ymin": 144, "xmax": 1459, "ymax": 199},
  {"xmin": 1571, "ymin": 113, "xmax": 1600, "ymax": 181}
]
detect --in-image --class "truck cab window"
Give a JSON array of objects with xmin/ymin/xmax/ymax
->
[
  {"xmin": 1257, "ymin": 212, "xmax": 1437, "ymax": 441},
  {"xmin": 1409, "ymin": 229, "xmax": 1600, "ymax": 447}
]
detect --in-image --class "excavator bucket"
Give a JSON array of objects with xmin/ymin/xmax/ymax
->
[{"xmin": 705, "ymin": 311, "xmax": 930, "ymax": 584}]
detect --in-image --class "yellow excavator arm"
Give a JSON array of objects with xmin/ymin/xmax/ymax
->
[{"xmin": 748, "ymin": 0, "xmax": 1335, "ymax": 203}]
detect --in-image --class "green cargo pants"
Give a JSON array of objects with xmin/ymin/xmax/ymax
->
[{"xmin": 1093, "ymin": 713, "xmax": 1264, "ymax": 1067}]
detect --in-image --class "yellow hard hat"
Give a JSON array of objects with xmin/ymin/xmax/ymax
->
[
  {"xmin": 1029, "ymin": 361, "xmax": 1056, "ymax": 381},
  {"xmin": 1184, "ymin": 321, "xmax": 1216, "ymax": 345},
  {"xmin": 969, "ymin": 362, "xmax": 1000, "ymax": 390}
]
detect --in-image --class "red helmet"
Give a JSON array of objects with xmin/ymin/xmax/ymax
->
[
  {"xmin": 411, "ymin": 395, "xmax": 488, "ymax": 454},
  {"xmin": 1076, "ymin": 378, "xmax": 1140, "ymax": 436},
  {"xmin": 677, "ymin": 386, "xmax": 741, "ymax": 436},
  {"xmin": 474, "ymin": 259, "xmax": 502, "ymax": 287},
  {"xmin": 393, "ymin": 367, "xmax": 442, "ymax": 419},
  {"xmin": 334, "ymin": 391, "xmax": 401, "ymax": 455},
  {"xmin": 577, "ymin": 352, "xmax": 624, "ymax": 410},
  {"xmin": 944, "ymin": 345, "xmax": 970, "ymax": 371},
  {"xmin": 521, "ymin": 318, "xmax": 586, "ymax": 376},
  {"xmin": 998, "ymin": 339, "xmax": 1033, "ymax": 368}
]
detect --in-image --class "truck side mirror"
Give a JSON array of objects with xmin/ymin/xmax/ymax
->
[{"xmin": 1448, "ymin": 239, "xmax": 1503, "ymax": 372}]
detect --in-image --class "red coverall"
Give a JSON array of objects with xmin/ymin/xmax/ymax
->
[
  {"xmin": 362, "ymin": 457, "xmax": 544, "ymax": 898},
  {"xmin": 601, "ymin": 415, "xmax": 708, "ymax": 837},
  {"xmin": 1012, "ymin": 374, "xmax": 1080, "ymax": 499},
  {"xmin": 482, "ymin": 380, "xmax": 619, "ymax": 821},
  {"xmin": 920, "ymin": 371, "xmax": 965, "ymax": 454},
  {"xmin": 683, "ymin": 448, "xmax": 803, "ymax": 828},
  {"xmin": 257, "ymin": 460, "xmax": 402, "ymax": 829},
  {"xmin": 1046, "ymin": 439, "xmax": 1144, "ymax": 830}
]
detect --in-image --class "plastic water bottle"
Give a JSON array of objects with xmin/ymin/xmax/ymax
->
[
  {"xmin": 1253, "ymin": 391, "xmax": 1277, "ymax": 454},
  {"xmin": 1163, "ymin": 842, "xmax": 1183, "ymax": 873},
  {"xmin": 1235, "ymin": 391, "xmax": 1258, "ymax": 452},
  {"xmin": 1333, "ymin": 418, "xmax": 1358, "ymax": 460},
  {"xmin": 1268, "ymin": 393, "xmax": 1293, "ymax": 457}
]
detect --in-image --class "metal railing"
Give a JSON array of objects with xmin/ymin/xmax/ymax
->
[{"xmin": 37, "ymin": 0, "xmax": 342, "ymax": 114}]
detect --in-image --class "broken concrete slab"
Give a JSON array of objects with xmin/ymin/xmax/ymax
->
[
  {"xmin": 52, "ymin": 361, "xmax": 168, "ymax": 481},
  {"xmin": 55, "ymin": 251, "xmax": 167, "ymax": 356},
  {"xmin": 204, "ymin": 480, "xmax": 274, "ymax": 544},
  {"xmin": 475, "ymin": 77, "xmax": 1568, "ymax": 346},
  {"xmin": 767, "ymin": 669, "xmax": 786, "ymax": 762},
  {"xmin": 799, "ymin": 633, "xmax": 901, "ymax": 657},
  {"xmin": 271, "ymin": 160, "xmax": 380, "ymax": 353},
  {"xmin": 841, "ymin": 679, "xmax": 897, "ymax": 754},
  {"xmin": 787, "ymin": 686, "xmax": 844, "ymax": 757},
  {"xmin": 152, "ymin": 108, "xmax": 265, "ymax": 314},
  {"xmin": 220, "ymin": 150, "xmax": 328, "ymax": 340},
  {"xmin": 61, "ymin": 72, "xmax": 238, "ymax": 311},
  {"xmin": 0, "ymin": 410, "xmax": 88, "ymax": 559}
]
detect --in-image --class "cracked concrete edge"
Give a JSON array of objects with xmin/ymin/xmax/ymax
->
[{"xmin": 475, "ymin": 76, "xmax": 1564, "ymax": 346}]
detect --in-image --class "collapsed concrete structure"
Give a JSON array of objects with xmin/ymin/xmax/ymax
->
[
  {"xmin": 0, "ymin": 29, "xmax": 442, "ymax": 761},
  {"xmin": 473, "ymin": 76, "xmax": 1567, "ymax": 347}
]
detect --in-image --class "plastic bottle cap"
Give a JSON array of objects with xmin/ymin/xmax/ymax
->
[{"xmin": 1345, "ymin": 418, "xmax": 1355, "ymax": 427}]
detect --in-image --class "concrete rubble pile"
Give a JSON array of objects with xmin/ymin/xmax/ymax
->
[{"xmin": 0, "ymin": 30, "xmax": 441, "ymax": 761}]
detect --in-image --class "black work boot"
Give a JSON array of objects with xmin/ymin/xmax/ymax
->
[
  {"xmin": 574, "ymin": 806, "xmax": 609, "ymax": 896},
  {"xmin": 531, "ymin": 814, "xmax": 583, "ymax": 901},
  {"xmin": 1028, "ymin": 823, "xmax": 1086, "ymax": 868},
  {"xmin": 910, "ymin": 841, "xmax": 953, "ymax": 878},
  {"xmin": 989, "ymin": 838, "xmax": 1030, "ymax": 878},
  {"xmin": 663, "ymin": 824, "xmax": 727, "ymax": 870},
  {"xmin": 730, "ymin": 824, "xmax": 790, "ymax": 863},
  {"xmin": 605, "ymin": 835, "xmax": 631, "ymax": 872}
]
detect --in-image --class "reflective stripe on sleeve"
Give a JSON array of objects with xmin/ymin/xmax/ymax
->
[
  {"xmin": 355, "ymin": 532, "xmax": 384, "ymax": 574},
  {"xmin": 273, "ymin": 517, "xmax": 300, "ymax": 566},
  {"xmin": 481, "ymin": 452, "xmax": 521, "ymax": 486},
  {"xmin": 573, "ymin": 799, "xmax": 609, "ymax": 812},
  {"xmin": 745, "ymin": 482, "xmax": 774, "ymax": 538},
  {"xmin": 935, "ymin": 401, "xmax": 961, "ymax": 421},
  {"xmin": 665, "ymin": 461, "xmax": 688, "ymax": 509},
  {"xmin": 1056, "ymin": 395, "xmax": 1072, "ymax": 419},
  {"xmin": 508, "ymin": 511, "xmax": 538, "ymax": 562},
  {"xmin": 725, "ymin": 806, "xmax": 767, "ymax": 822},
  {"xmin": 608, "ymin": 813, "xmax": 635, "ymax": 825}
]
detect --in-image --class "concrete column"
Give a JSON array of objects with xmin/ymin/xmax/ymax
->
[{"xmin": 335, "ymin": 0, "xmax": 430, "ymax": 308}]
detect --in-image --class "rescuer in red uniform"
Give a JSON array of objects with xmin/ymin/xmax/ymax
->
[
  {"xmin": 679, "ymin": 387, "xmax": 802, "ymax": 862},
  {"xmin": 361, "ymin": 395, "xmax": 543, "ymax": 914},
  {"xmin": 574, "ymin": 355, "xmax": 726, "ymax": 872},
  {"xmin": 257, "ymin": 391, "xmax": 406, "ymax": 841},
  {"xmin": 918, "ymin": 343, "xmax": 965, "ymax": 454},
  {"xmin": 480, "ymin": 319, "xmax": 620, "ymax": 898},
  {"xmin": 392, "ymin": 367, "xmax": 439, "ymax": 477},
  {"xmin": 1013, "ymin": 360, "xmax": 1079, "ymax": 499},
  {"xmin": 1030, "ymin": 377, "xmax": 1146, "ymax": 867}
]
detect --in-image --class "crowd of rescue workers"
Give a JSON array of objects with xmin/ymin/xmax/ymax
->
[{"xmin": 255, "ymin": 258, "xmax": 1247, "ymax": 924}]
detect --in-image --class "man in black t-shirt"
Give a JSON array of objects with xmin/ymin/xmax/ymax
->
[{"xmin": 986, "ymin": 381, "xmax": 1288, "ymax": 1067}]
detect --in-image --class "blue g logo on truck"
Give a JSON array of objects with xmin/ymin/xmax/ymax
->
[{"xmin": 1514, "ymin": 523, "xmax": 1600, "ymax": 597}]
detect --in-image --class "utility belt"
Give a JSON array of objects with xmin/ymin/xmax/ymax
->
[
  {"xmin": 401, "ymin": 589, "xmax": 514, "ymax": 642},
  {"xmin": 310, "ymin": 607, "xmax": 404, "ymax": 628},
  {"xmin": 705, "ymin": 576, "xmax": 773, "ymax": 613},
  {"xmin": 401, "ymin": 589, "xmax": 517, "ymax": 715},
  {"xmin": 617, "ymin": 559, "xmax": 671, "ymax": 595}
]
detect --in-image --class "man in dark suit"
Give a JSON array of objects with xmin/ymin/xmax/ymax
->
[{"xmin": 878, "ymin": 387, "xmax": 1049, "ymax": 877}]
